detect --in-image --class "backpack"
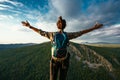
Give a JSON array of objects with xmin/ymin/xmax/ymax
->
[{"xmin": 52, "ymin": 32, "xmax": 69, "ymax": 58}]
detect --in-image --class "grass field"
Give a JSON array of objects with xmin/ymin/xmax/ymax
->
[{"xmin": 0, "ymin": 42, "xmax": 120, "ymax": 80}]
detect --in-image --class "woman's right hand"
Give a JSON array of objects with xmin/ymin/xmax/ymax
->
[{"xmin": 21, "ymin": 21, "xmax": 31, "ymax": 27}]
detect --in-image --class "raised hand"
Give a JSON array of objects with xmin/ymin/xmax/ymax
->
[
  {"xmin": 94, "ymin": 22, "xmax": 103, "ymax": 29},
  {"xmin": 21, "ymin": 21, "xmax": 31, "ymax": 27}
]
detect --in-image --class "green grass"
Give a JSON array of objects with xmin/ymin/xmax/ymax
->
[
  {"xmin": 0, "ymin": 42, "xmax": 51, "ymax": 80},
  {"xmin": 86, "ymin": 44, "xmax": 120, "ymax": 79},
  {"xmin": 0, "ymin": 42, "xmax": 120, "ymax": 80}
]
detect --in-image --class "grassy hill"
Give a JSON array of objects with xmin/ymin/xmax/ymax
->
[
  {"xmin": 0, "ymin": 42, "xmax": 120, "ymax": 80},
  {"xmin": 0, "ymin": 43, "xmax": 35, "ymax": 51}
]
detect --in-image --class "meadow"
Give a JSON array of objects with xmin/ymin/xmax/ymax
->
[{"xmin": 0, "ymin": 42, "xmax": 120, "ymax": 80}]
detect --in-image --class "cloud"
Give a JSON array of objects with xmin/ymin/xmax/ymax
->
[
  {"xmin": 25, "ymin": 0, "xmax": 120, "ymax": 43},
  {"xmin": 0, "ymin": 0, "xmax": 23, "ymax": 7},
  {"xmin": 87, "ymin": 0, "xmax": 120, "ymax": 25},
  {"xmin": 90, "ymin": 24, "xmax": 120, "ymax": 36},
  {"xmin": 50, "ymin": 0, "xmax": 82, "ymax": 18},
  {"xmin": 49, "ymin": 0, "xmax": 120, "ymax": 43},
  {"xmin": 0, "ymin": 14, "xmax": 23, "ymax": 32},
  {"xmin": 50, "ymin": 0, "xmax": 120, "ymax": 25},
  {"xmin": 0, "ymin": 14, "xmax": 14, "ymax": 20},
  {"xmin": 0, "ymin": 0, "xmax": 120, "ymax": 43},
  {"xmin": 80, "ymin": 24, "xmax": 120, "ymax": 43},
  {"xmin": 0, "ymin": 0, "xmax": 24, "ymax": 13},
  {"xmin": 0, "ymin": 0, "xmax": 8, "ymax": 2},
  {"xmin": 0, "ymin": 3, "xmax": 13, "ymax": 10}
]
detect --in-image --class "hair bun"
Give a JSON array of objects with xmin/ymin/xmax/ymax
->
[{"xmin": 59, "ymin": 16, "xmax": 62, "ymax": 21}]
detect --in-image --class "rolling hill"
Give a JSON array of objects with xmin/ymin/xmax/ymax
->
[
  {"xmin": 0, "ymin": 42, "xmax": 120, "ymax": 80},
  {"xmin": 0, "ymin": 43, "xmax": 36, "ymax": 51}
]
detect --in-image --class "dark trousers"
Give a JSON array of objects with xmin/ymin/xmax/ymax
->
[{"xmin": 50, "ymin": 53, "xmax": 70, "ymax": 80}]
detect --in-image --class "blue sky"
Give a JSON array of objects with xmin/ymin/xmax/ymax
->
[{"xmin": 0, "ymin": 0, "xmax": 120, "ymax": 44}]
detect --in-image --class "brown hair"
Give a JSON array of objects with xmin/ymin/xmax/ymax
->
[{"xmin": 57, "ymin": 16, "xmax": 66, "ymax": 30}]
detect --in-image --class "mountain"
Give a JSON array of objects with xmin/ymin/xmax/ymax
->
[
  {"xmin": 0, "ymin": 42, "xmax": 120, "ymax": 80},
  {"xmin": 81, "ymin": 42, "xmax": 120, "ymax": 44},
  {"xmin": 89, "ymin": 42, "xmax": 111, "ymax": 44},
  {"xmin": 0, "ymin": 43, "xmax": 36, "ymax": 51}
]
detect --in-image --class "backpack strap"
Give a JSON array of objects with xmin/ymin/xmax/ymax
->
[
  {"xmin": 61, "ymin": 32, "xmax": 67, "ymax": 46},
  {"xmin": 52, "ymin": 32, "xmax": 69, "ymax": 47}
]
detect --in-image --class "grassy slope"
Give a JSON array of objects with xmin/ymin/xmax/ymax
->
[
  {"xmin": 69, "ymin": 42, "xmax": 120, "ymax": 80},
  {"xmin": 0, "ymin": 42, "xmax": 120, "ymax": 80},
  {"xmin": 85, "ymin": 44, "xmax": 120, "ymax": 79},
  {"xmin": 0, "ymin": 42, "xmax": 51, "ymax": 80}
]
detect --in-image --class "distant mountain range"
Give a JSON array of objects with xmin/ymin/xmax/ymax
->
[
  {"xmin": 0, "ymin": 42, "xmax": 119, "ymax": 51},
  {"xmin": 81, "ymin": 42, "xmax": 120, "ymax": 44},
  {"xmin": 0, "ymin": 43, "xmax": 36, "ymax": 50}
]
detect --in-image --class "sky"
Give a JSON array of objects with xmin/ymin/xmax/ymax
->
[{"xmin": 0, "ymin": 0, "xmax": 120, "ymax": 44}]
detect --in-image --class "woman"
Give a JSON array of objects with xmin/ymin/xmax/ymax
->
[{"xmin": 21, "ymin": 16, "xmax": 103, "ymax": 80}]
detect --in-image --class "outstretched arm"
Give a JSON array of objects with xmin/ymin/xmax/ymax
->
[
  {"xmin": 21, "ymin": 21, "xmax": 54, "ymax": 40},
  {"xmin": 80, "ymin": 23, "xmax": 103, "ymax": 35},
  {"xmin": 21, "ymin": 21, "xmax": 39, "ymax": 33},
  {"xmin": 67, "ymin": 23, "xmax": 103, "ymax": 40}
]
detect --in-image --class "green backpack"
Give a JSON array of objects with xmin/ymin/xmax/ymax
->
[{"xmin": 52, "ymin": 32, "xmax": 69, "ymax": 58}]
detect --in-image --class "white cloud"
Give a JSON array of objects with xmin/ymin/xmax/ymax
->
[
  {"xmin": 79, "ymin": 24, "xmax": 120, "ymax": 43},
  {"xmin": 8, "ymin": 0, "xmax": 23, "ymax": 7},
  {"xmin": 91, "ymin": 24, "xmax": 120, "ymax": 36},
  {"xmin": 50, "ymin": 0, "xmax": 81, "ymax": 18},
  {"xmin": 0, "ymin": 4, "xmax": 13, "ymax": 10},
  {"xmin": 0, "ymin": 0, "xmax": 23, "ymax": 7},
  {"xmin": 0, "ymin": 3, "xmax": 12, "ymax": 8},
  {"xmin": 0, "ymin": 0, "xmax": 119, "ymax": 43},
  {"xmin": 0, "ymin": 0, "xmax": 9, "ymax": 2},
  {"xmin": 0, "ymin": 14, "xmax": 7, "ymax": 19},
  {"xmin": 35, "ymin": 20, "xmax": 57, "ymax": 32},
  {"xmin": 0, "ymin": 14, "xmax": 14, "ymax": 20}
]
